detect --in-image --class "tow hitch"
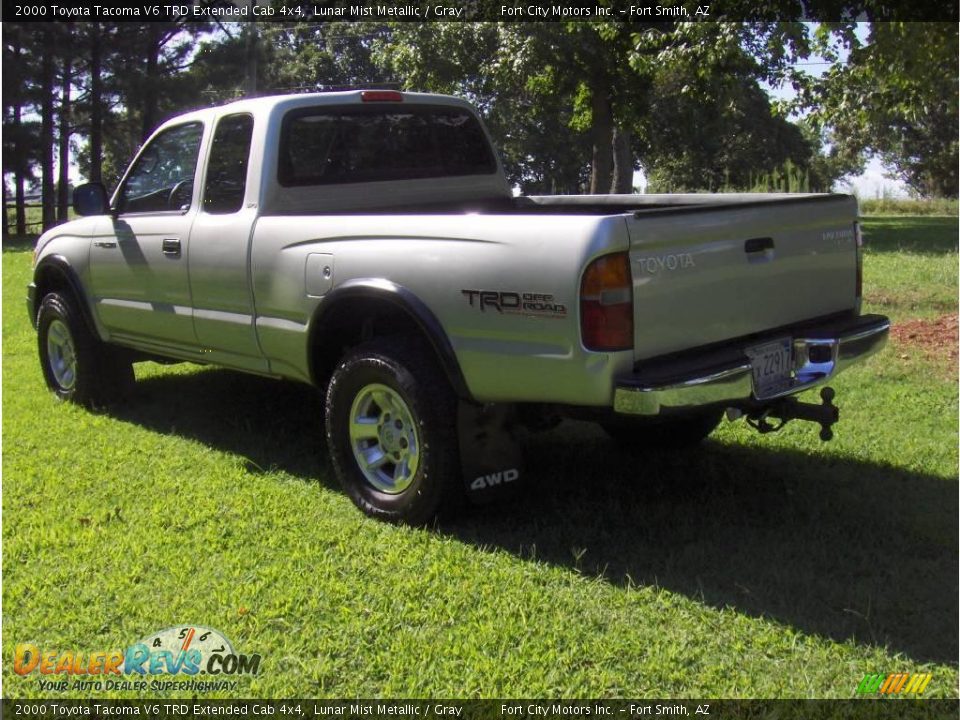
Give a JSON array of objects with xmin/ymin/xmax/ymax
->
[{"xmin": 738, "ymin": 387, "xmax": 839, "ymax": 441}]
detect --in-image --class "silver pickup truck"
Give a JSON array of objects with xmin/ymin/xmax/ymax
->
[{"xmin": 29, "ymin": 90, "xmax": 889, "ymax": 524}]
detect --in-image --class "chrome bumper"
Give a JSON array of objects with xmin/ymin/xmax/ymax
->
[{"xmin": 614, "ymin": 315, "xmax": 890, "ymax": 416}]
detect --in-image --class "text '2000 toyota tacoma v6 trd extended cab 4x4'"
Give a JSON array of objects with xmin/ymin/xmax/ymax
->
[{"xmin": 29, "ymin": 90, "xmax": 889, "ymax": 524}]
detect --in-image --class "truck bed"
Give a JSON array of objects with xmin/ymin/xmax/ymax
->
[
  {"xmin": 388, "ymin": 192, "xmax": 860, "ymax": 362},
  {"xmin": 289, "ymin": 191, "xmax": 841, "ymax": 217},
  {"xmin": 262, "ymin": 191, "xmax": 859, "ymax": 367}
]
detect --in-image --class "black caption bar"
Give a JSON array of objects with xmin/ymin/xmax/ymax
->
[
  {"xmin": 3, "ymin": 700, "xmax": 960, "ymax": 720},
  {"xmin": 1, "ymin": 0, "xmax": 957, "ymax": 22}
]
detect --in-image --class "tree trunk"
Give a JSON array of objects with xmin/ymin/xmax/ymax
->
[
  {"xmin": 589, "ymin": 85, "xmax": 613, "ymax": 195},
  {"xmin": 12, "ymin": 27, "xmax": 26, "ymax": 235},
  {"xmin": 89, "ymin": 22, "xmax": 103, "ymax": 184},
  {"xmin": 58, "ymin": 31, "xmax": 73, "ymax": 223},
  {"xmin": 245, "ymin": 22, "xmax": 259, "ymax": 97},
  {"xmin": 141, "ymin": 25, "xmax": 161, "ymax": 142},
  {"xmin": 2, "ymin": 170, "xmax": 9, "ymax": 241},
  {"xmin": 41, "ymin": 25, "xmax": 57, "ymax": 232},
  {"xmin": 14, "ymin": 95, "xmax": 26, "ymax": 234},
  {"xmin": 611, "ymin": 126, "xmax": 634, "ymax": 194}
]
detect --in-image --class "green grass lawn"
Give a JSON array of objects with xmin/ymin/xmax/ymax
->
[
  {"xmin": 860, "ymin": 216, "xmax": 958, "ymax": 322},
  {"xmin": 2, "ymin": 217, "xmax": 957, "ymax": 699}
]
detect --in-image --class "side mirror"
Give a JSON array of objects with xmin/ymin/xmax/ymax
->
[{"xmin": 72, "ymin": 183, "xmax": 110, "ymax": 216}]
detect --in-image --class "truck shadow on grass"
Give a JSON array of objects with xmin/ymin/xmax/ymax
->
[
  {"xmin": 453, "ymin": 422, "xmax": 958, "ymax": 667},
  {"xmin": 110, "ymin": 367, "xmax": 957, "ymax": 666}
]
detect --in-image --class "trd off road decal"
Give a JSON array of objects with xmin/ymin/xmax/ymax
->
[{"xmin": 461, "ymin": 289, "xmax": 567, "ymax": 317}]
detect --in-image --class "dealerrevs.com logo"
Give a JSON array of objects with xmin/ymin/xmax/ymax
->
[
  {"xmin": 856, "ymin": 672, "xmax": 932, "ymax": 696},
  {"xmin": 13, "ymin": 626, "xmax": 261, "ymax": 693}
]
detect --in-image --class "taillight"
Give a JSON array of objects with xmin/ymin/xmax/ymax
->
[
  {"xmin": 854, "ymin": 221, "xmax": 863, "ymax": 306},
  {"xmin": 580, "ymin": 252, "xmax": 633, "ymax": 351},
  {"xmin": 361, "ymin": 90, "xmax": 403, "ymax": 102}
]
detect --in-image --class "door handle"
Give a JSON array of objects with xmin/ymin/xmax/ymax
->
[
  {"xmin": 161, "ymin": 238, "xmax": 181, "ymax": 256},
  {"xmin": 744, "ymin": 237, "xmax": 774, "ymax": 253},
  {"xmin": 744, "ymin": 237, "xmax": 775, "ymax": 263}
]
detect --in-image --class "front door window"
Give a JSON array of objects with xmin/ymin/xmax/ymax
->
[{"xmin": 118, "ymin": 122, "xmax": 204, "ymax": 214}]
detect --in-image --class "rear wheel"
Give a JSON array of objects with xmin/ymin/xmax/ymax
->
[
  {"xmin": 37, "ymin": 292, "xmax": 133, "ymax": 407},
  {"xmin": 325, "ymin": 337, "xmax": 461, "ymax": 524},
  {"xmin": 601, "ymin": 410, "xmax": 722, "ymax": 450}
]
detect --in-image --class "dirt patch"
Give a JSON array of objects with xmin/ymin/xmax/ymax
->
[{"xmin": 889, "ymin": 314, "xmax": 959, "ymax": 366}]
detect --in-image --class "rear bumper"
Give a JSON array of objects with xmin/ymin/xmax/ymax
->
[{"xmin": 614, "ymin": 314, "xmax": 890, "ymax": 416}]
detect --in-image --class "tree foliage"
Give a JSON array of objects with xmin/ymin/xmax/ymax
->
[
  {"xmin": 376, "ymin": 21, "xmax": 842, "ymax": 194},
  {"xmin": 631, "ymin": 22, "xmax": 834, "ymax": 192},
  {"xmin": 3, "ymin": 20, "xmax": 954, "ymax": 236},
  {"xmin": 804, "ymin": 22, "xmax": 958, "ymax": 198},
  {"xmin": 373, "ymin": 23, "xmax": 597, "ymax": 193}
]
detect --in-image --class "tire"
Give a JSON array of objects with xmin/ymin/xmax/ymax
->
[
  {"xmin": 325, "ymin": 336, "xmax": 461, "ymax": 525},
  {"xmin": 37, "ymin": 292, "xmax": 134, "ymax": 408},
  {"xmin": 601, "ymin": 410, "xmax": 722, "ymax": 451}
]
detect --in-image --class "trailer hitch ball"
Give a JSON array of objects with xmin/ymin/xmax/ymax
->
[
  {"xmin": 819, "ymin": 387, "xmax": 837, "ymax": 441},
  {"xmin": 746, "ymin": 385, "xmax": 839, "ymax": 441}
]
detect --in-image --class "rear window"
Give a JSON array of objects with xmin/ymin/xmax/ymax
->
[{"xmin": 278, "ymin": 105, "xmax": 497, "ymax": 186}]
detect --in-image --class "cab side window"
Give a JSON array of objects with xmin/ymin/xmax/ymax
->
[
  {"xmin": 203, "ymin": 114, "xmax": 254, "ymax": 214},
  {"xmin": 118, "ymin": 122, "xmax": 204, "ymax": 214}
]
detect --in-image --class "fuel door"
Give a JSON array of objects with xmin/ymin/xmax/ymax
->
[{"xmin": 305, "ymin": 253, "xmax": 334, "ymax": 297}]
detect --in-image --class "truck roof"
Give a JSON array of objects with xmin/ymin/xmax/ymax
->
[
  {"xmin": 145, "ymin": 90, "xmax": 511, "ymax": 215},
  {"xmin": 158, "ymin": 90, "xmax": 480, "ymax": 130}
]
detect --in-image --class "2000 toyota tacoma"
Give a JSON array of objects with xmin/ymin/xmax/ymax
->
[{"xmin": 29, "ymin": 90, "xmax": 889, "ymax": 524}]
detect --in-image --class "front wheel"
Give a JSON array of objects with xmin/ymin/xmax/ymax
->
[
  {"xmin": 37, "ymin": 292, "xmax": 133, "ymax": 407},
  {"xmin": 324, "ymin": 337, "xmax": 461, "ymax": 525}
]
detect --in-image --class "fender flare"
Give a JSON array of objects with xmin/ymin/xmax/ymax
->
[
  {"xmin": 308, "ymin": 278, "xmax": 472, "ymax": 400},
  {"xmin": 32, "ymin": 255, "xmax": 100, "ymax": 338}
]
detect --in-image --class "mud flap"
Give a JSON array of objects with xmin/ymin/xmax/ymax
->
[{"xmin": 457, "ymin": 401, "xmax": 524, "ymax": 504}]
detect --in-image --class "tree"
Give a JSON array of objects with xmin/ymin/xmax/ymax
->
[
  {"xmin": 87, "ymin": 22, "xmax": 105, "ymax": 184},
  {"xmin": 2, "ymin": 23, "xmax": 36, "ymax": 235},
  {"xmin": 3, "ymin": 22, "xmax": 211, "ymax": 235},
  {"xmin": 85, "ymin": 23, "xmax": 208, "ymax": 188},
  {"xmin": 57, "ymin": 22, "xmax": 77, "ymax": 223},
  {"xmin": 374, "ymin": 22, "xmax": 633, "ymax": 193},
  {"xmin": 805, "ymin": 22, "xmax": 958, "ymax": 197},
  {"xmin": 375, "ymin": 21, "xmax": 828, "ymax": 195},
  {"xmin": 373, "ymin": 23, "xmax": 593, "ymax": 193},
  {"xmin": 68, "ymin": 23, "xmax": 119, "ymax": 187},
  {"xmin": 39, "ymin": 24, "xmax": 56, "ymax": 231},
  {"xmin": 546, "ymin": 22, "xmax": 646, "ymax": 194}
]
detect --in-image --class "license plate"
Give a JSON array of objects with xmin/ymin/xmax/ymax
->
[{"xmin": 746, "ymin": 338, "xmax": 793, "ymax": 398}]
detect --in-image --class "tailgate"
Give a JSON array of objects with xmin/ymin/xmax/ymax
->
[{"xmin": 625, "ymin": 195, "xmax": 859, "ymax": 359}]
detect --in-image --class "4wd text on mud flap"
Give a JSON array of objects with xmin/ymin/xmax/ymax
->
[{"xmin": 470, "ymin": 468, "xmax": 520, "ymax": 491}]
